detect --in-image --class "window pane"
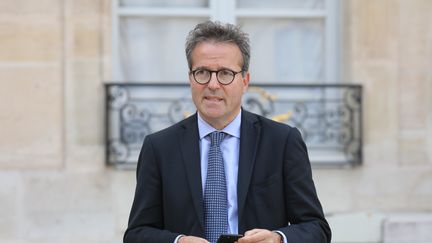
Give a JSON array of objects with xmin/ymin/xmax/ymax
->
[
  {"xmin": 239, "ymin": 18, "xmax": 325, "ymax": 83},
  {"xmin": 237, "ymin": 0, "xmax": 324, "ymax": 9},
  {"xmin": 119, "ymin": 17, "xmax": 207, "ymax": 82},
  {"xmin": 120, "ymin": 0, "xmax": 209, "ymax": 8}
]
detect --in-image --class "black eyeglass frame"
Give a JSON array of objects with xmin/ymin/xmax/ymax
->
[{"xmin": 189, "ymin": 68, "xmax": 245, "ymax": 85}]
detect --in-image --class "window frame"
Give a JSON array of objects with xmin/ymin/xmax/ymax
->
[{"xmin": 111, "ymin": 0, "xmax": 340, "ymax": 83}]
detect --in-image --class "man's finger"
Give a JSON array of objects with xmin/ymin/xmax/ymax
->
[
  {"xmin": 240, "ymin": 229, "xmax": 269, "ymax": 242},
  {"xmin": 244, "ymin": 228, "xmax": 262, "ymax": 236}
]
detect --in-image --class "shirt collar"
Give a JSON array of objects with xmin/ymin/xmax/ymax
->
[{"xmin": 197, "ymin": 110, "xmax": 242, "ymax": 140}]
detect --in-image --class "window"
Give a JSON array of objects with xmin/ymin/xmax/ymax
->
[
  {"xmin": 112, "ymin": 0, "xmax": 340, "ymax": 83},
  {"xmin": 108, "ymin": 0, "xmax": 363, "ymax": 168}
]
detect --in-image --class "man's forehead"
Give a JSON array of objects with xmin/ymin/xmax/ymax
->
[{"xmin": 191, "ymin": 42, "xmax": 243, "ymax": 65}]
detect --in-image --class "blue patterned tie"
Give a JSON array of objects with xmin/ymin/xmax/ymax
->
[{"xmin": 204, "ymin": 131, "xmax": 228, "ymax": 243}]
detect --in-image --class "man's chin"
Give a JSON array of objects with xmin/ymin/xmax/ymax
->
[
  {"xmin": 201, "ymin": 103, "xmax": 224, "ymax": 113},
  {"xmin": 201, "ymin": 111, "xmax": 223, "ymax": 119},
  {"xmin": 199, "ymin": 109, "xmax": 225, "ymax": 121}
]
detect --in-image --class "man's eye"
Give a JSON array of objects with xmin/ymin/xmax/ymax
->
[
  {"xmin": 195, "ymin": 70, "xmax": 207, "ymax": 75},
  {"xmin": 219, "ymin": 70, "xmax": 233, "ymax": 76}
]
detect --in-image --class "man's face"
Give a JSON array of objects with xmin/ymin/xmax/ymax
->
[{"xmin": 189, "ymin": 42, "xmax": 250, "ymax": 129}]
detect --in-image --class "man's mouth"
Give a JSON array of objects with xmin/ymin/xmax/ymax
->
[{"xmin": 204, "ymin": 96, "xmax": 223, "ymax": 102}]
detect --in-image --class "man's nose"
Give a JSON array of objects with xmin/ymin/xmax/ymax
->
[{"xmin": 207, "ymin": 72, "xmax": 220, "ymax": 89}]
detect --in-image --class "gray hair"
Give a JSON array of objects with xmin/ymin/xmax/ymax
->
[{"xmin": 185, "ymin": 21, "xmax": 250, "ymax": 72}]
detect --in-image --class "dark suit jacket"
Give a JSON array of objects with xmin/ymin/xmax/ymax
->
[{"xmin": 124, "ymin": 110, "xmax": 331, "ymax": 243}]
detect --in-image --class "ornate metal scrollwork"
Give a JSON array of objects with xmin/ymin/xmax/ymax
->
[
  {"xmin": 108, "ymin": 86, "xmax": 129, "ymax": 109},
  {"xmin": 168, "ymin": 99, "xmax": 195, "ymax": 123},
  {"xmin": 106, "ymin": 83, "xmax": 362, "ymax": 167}
]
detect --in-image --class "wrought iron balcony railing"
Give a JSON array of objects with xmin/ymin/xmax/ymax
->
[{"xmin": 105, "ymin": 83, "xmax": 362, "ymax": 168}]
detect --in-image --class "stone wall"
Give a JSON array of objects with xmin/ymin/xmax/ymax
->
[
  {"xmin": 0, "ymin": 0, "xmax": 431, "ymax": 242},
  {"xmin": 318, "ymin": 0, "xmax": 432, "ymax": 241},
  {"xmin": 0, "ymin": 0, "xmax": 122, "ymax": 242}
]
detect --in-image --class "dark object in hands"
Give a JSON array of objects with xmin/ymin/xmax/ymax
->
[{"xmin": 217, "ymin": 234, "xmax": 243, "ymax": 243}]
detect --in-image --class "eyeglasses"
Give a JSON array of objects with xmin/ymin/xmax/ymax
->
[{"xmin": 189, "ymin": 68, "xmax": 244, "ymax": 85}]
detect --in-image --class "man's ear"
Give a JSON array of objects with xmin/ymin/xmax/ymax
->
[
  {"xmin": 188, "ymin": 72, "xmax": 194, "ymax": 86},
  {"xmin": 242, "ymin": 71, "xmax": 250, "ymax": 93}
]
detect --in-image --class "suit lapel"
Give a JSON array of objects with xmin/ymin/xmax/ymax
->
[
  {"xmin": 178, "ymin": 114, "xmax": 205, "ymax": 230},
  {"xmin": 237, "ymin": 110, "xmax": 261, "ymax": 224}
]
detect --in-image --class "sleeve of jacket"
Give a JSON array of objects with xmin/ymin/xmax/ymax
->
[
  {"xmin": 123, "ymin": 135, "xmax": 179, "ymax": 243},
  {"xmin": 278, "ymin": 128, "xmax": 332, "ymax": 243}
]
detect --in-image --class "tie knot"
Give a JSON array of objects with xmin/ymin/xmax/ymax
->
[{"xmin": 209, "ymin": 131, "xmax": 225, "ymax": 147}]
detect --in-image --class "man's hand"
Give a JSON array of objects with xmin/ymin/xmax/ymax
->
[
  {"xmin": 237, "ymin": 229, "xmax": 282, "ymax": 243},
  {"xmin": 178, "ymin": 235, "xmax": 210, "ymax": 243}
]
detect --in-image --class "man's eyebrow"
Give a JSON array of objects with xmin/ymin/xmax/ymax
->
[{"xmin": 192, "ymin": 66, "xmax": 233, "ymax": 71}]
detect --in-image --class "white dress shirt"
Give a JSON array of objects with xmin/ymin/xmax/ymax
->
[{"xmin": 198, "ymin": 111, "xmax": 241, "ymax": 234}]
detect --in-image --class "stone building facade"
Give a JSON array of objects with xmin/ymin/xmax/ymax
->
[{"xmin": 0, "ymin": 0, "xmax": 431, "ymax": 242}]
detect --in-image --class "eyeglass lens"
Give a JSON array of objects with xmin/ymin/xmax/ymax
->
[{"xmin": 193, "ymin": 69, "xmax": 237, "ymax": 84}]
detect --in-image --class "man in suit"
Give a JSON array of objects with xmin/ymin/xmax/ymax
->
[{"xmin": 124, "ymin": 21, "xmax": 331, "ymax": 243}]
